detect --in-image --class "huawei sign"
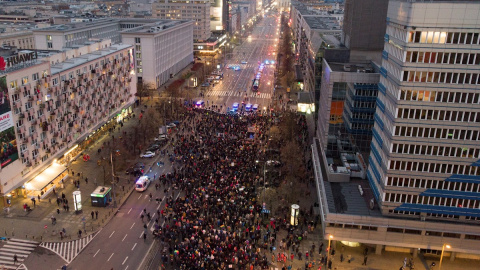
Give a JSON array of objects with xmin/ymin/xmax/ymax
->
[
  {"xmin": 0, "ymin": 57, "xmax": 5, "ymax": 71},
  {"xmin": 0, "ymin": 52, "xmax": 38, "ymax": 71}
]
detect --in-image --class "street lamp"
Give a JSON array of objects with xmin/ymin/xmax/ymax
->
[
  {"xmin": 326, "ymin": 235, "xmax": 333, "ymax": 265},
  {"xmin": 439, "ymin": 243, "xmax": 451, "ymax": 270}
]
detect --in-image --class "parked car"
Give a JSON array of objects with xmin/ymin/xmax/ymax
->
[
  {"xmin": 266, "ymin": 160, "xmax": 282, "ymax": 167},
  {"xmin": 166, "ymin": 123, "xmax": 176, "ymax": 128},
  {"xmin": 126, "ymin": 162, "xmax": 145, "ymax": 175},
  {"xmin": 147, "ymin": 144, "xmax": 160, "ymax": 152},
  {"xmin": 140, "ymin": 151, "xmax": 156, "ymax": 158},
  {"xmin": 155, "ymin": 134, "xmax": 168, "ymax": 141},
  {"xmin": 201, "ymin": 82, "xmax": 210, "ymax": 87},
  {"xmin": 232, "ymin": 103, "xmax": 239, "ymax": 111},
  {"xmin": 245, "ymin": 103, "xmax": 253, "ymax": 112}
]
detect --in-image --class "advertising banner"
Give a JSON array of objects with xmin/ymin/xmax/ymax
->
[{"xmin": 0, "ymin": 76, "xmax": 18, "ymax": 168}]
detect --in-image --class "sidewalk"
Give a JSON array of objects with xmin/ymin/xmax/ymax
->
[{"xmin": 265, "ymin": 177, "xmax": 478, "ymax": 270}]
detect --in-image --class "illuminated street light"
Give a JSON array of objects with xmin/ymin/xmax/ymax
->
[
  {"xmin": 326, "ymin": 235, "xmax": 334, "ymax": 265},
  {"xmin": 439, "ymin": 244, "xmax": 451, "ymax": 270}
]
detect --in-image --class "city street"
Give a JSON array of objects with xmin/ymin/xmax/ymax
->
[
  {"xmin": 65, "ymin": 152, "xmax": 176, "ymax": 270},
  {"xmin": 202, "ymin": 13, "xmax": 280, "ymax": 112}
]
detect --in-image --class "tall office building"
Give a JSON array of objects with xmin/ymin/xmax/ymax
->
[
  {"xmin": 369, "ymin": 0, "xmax": 480, "ymax": 221},
  {"xmin": 342, "ymin": 0, "xmax": 388, "ymax": 51},
  {"xmin": 312, "ymin": 0, "xmax": 480, "ymax": 259},
  {"xmin": 152, "ymin": 0, "xmax": 211, "ymax": 41}
]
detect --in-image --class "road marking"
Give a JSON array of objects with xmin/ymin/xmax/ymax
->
[
  {"xmin": 93, "ymin": 249, "xmax": 100, "ymax": 258},
  {"xmin": 122, "ymin": 234, "xmax": 128, "ymax": 242},
  {"xmin": 125, "ymin": 266, "xmax": 129, "ymax": 270},
  {"xmin": 130, "ymin": 222, "xmax": 135, "ymax": 229},
  {"xmin": 138, "ymin": 194, "xmax": 142, "ymax": 200},
  {"xmin": 122, "ymin": 256, "xmax": 129, "ymax": 265},
  {"xmin": 138, "ymin": 231, "xmax": 143, "ymax": 238},
  {"xmin": 107, "ymin": 253, "xmax": 114, "ymax": 261},
  {"xmin": 127, "ymin": 208, "xmax": 132, "ymax": 214},
  {"xmin": 109, "ymin": 231, "xmax": 115, "ymax": 238},
  {"xmin": 131, "ymin": 243, "xmax": 137, "ymax": 251}
]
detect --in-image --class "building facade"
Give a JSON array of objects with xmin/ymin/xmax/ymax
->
[
  {"xmin": 32, "ymin": 19, "xmax": 162, "ymax": 50},
  {"xmin": 0, "ymin": 42, "xmax": 136, "ymax": 206},
  {"xmin": 152, "ymin": 0, "xmax": 211, "ymax": 41},
  {"xmin": 369, "ymin": 0, "xmax": 480, "ymax": 221},
  {"xmin": 0, "ymin": 31, "xmax": 35, "ymax": 50},
  {"xmin": 122, "ymin": 21, "xmax": 194, "ymax": 88},
  {"xmin": 32, "ymin": 18, "xmax": 194, "ymax": 89},
  {"xmin": 312, "ymin": 0, "xmax": 480, "ymax": 260}
]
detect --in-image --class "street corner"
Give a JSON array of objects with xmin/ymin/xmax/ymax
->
[
  {"xmin": 24, "ymin": 245, "xmax": 68, "ymax": 270},
  {"xmin": 39, "ymin": 232, "xmax": 97, "ymax": 264}
]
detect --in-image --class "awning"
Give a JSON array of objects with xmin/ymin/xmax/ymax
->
[{"xmin": 25, "ymin": 162, "xmax": 67, "ymax": 191}]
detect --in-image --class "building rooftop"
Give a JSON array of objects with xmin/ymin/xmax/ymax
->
[
  {"xmin": 328, "ymin": 62, "xmax": 377, "ymax": 73},
  {"xmin": 121, "ymin": 20, "xmax": 189, "ymax": 34},
  {"xmin": 304, "ymin": 16, "xmax": 341, "ymax": 31},
  {"xmin": 33, "ymin": 18, "xmax": 165, "ymax": 33},
  {"xmin": 314, "ymin": 138, "xmax": 381, "ymax": 216},
  {"xmin": 50, "ymin": 43, "xmax": 132, "ymax": 74}
]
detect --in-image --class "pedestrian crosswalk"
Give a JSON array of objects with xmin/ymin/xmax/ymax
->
[
  {"xmin": 0, "ymin": 238, "xmax": 38, "ymax": 269},
  {"xmin": 39, "ymin": 232, "xmax": 96, "ymax": 263},
  {"xmin": 204, "ymin": 90, "xmax": 271, "ymax": 99}
]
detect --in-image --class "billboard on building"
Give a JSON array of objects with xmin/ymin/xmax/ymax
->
[{"xmin": 0, "ymin": 76, "xmax": 18, "ymax": 168}]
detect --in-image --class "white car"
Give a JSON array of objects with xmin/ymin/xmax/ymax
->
[
  {"xmin": 140, "ymin": 151, "xmax": 155, "ymax": 158},
  {"xmin": 155, "ymin": 134, "xmax": 168, "ymax": 141}
]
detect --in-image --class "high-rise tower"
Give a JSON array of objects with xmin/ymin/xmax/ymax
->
[{"xmin": 368, "ymin": 0, "xmax": 480, "ymax": 222}]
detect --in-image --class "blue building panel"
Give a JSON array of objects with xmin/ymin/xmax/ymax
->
[
  {"xmin": 372, "ymin": 128, "xmax": 383, "ymax": 146},
  {"xmin": 445, "ymin": 174, "xmax": 480, "ymax": 184},
  {"xmin": 371, "ymin": 143, "xmax": 382, "ymax": 164},
  {"xmin": 382, "ymin": 50, "xmax": 388, "ymax": 60},
  {"xmin": 471, "ymin": 159, "xmax": 480, "ymax": 167},
  {"xmin": 420, "ymin": 189, "xmax": 480, "ymax": 201},
  {"xmin": 395, "ymin": 203, "xmax": 480, "ymax": 218},
  {"xmin": 378, "ymin": 83, "xmax": 386, "ymax": 95},
  {"xmin": 380, "ymin": 67, "xmax": 388, "ymax": 78},
  {"xmin": 376, "ymin": 99, "xmax": 385, "ymax": 113},
  {"xmin": 367, "ymin": 170, "xmax": 381, "ymax": 202},
  {"xmin": 374, "ymin": 113, "xmax": 384, "ymax": 130}
]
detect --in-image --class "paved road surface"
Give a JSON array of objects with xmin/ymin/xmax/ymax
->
[
  {"xmin": 66, "ymin": 154, "xmax": 175, "ymax": 270},
  {"xmin": 202, "ymin": 13, "xmax": 280, "ymax": 113}
]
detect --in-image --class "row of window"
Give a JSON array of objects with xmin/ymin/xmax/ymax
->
[
  {"xmin": 397, "ymin": 108, "xmax": 480, "ymax": 123},
  {"xmin": 392, "ymin": 144, "xmax": 479, "ymax": 159},
  {"xmin": 386, "ymin": 177, "xmax": 480, "ymax": 193},
  {"xmin": 407, "ymin": 31, "xmax": 480, "ymax": 45},
  {"xmin": 394, "ymin": 126, "xmax": 480, "ymax": 141},
  {"xmin": 328, "ymin": 222, "xmax": 480, "ymax": 238},
  {"xmin": 385, "ymin": 194, "xmax": 479, "ymax": 212},
  {"xmin": 405, "ymin": 51, "xmax": 480, "ymax": 65},
  {"xmin": 388, "ymin": 160, "xmax": 480, "ymax": 176},
  {"xmin": 402, "ymin": 70, "xmax": 480, "ymax": 85},
  {"xmin": 10, "ymin": 52, "xmax": 128, "ymax": 88},
  {"xmin": 352, "ymin": 89, "xmax": 378, "ymax": 97},
  {"xmin": 399, "ymin": 90, "xmax": 480, "ymax": 104}
]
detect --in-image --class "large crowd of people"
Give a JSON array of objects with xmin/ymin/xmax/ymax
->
[{"xmin": 149, "ymin": 106, "xmax": 319, "ymax": 270}]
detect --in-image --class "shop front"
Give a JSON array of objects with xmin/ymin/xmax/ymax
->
[
  {"xmin": 80, "ymin": 105, "xmax": 133, "ymax": 150},
  {"xmin": 24, "ymin": 161, "xmax": 68, "ymax": 199}
]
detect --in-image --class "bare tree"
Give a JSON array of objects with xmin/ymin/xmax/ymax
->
[{"xmin": 136, "ymin": 82, "xmax": 155, "ymax": 105}]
